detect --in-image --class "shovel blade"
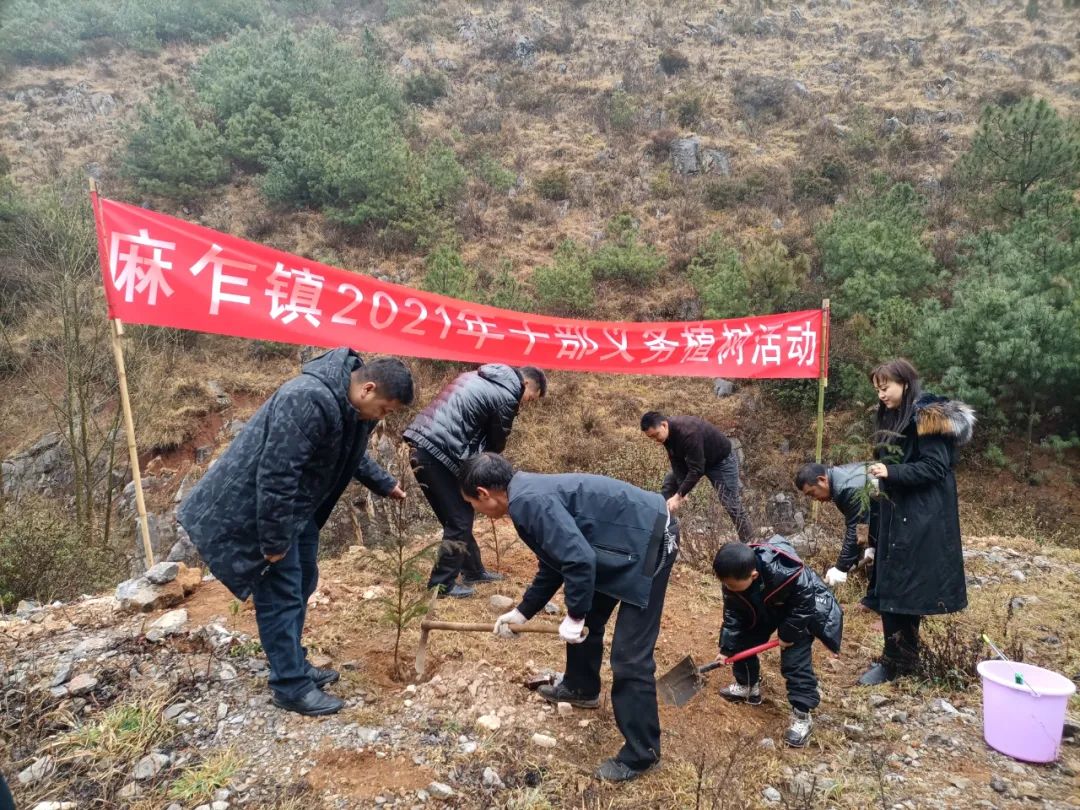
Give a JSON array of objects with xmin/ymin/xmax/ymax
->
[{"xmin": 657, "ymin": 655, "xmax": 704, "ymax": 708}]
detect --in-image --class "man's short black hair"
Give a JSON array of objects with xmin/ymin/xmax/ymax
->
[
  {"xmin": 640, "ymin": 411, "xmax": 667, "ymax": 431},
  {"xmin": 355, "ymin": 358, "xmax": 415, "ymax": 405},
  {"xmin": 520, "ymin": 366, "xmax": 547, "ymax": 397},
  {"xmin": 794, "ymin": 462, "xmax": 828, "ymax": 490},
  {"xmin": 712, "ymin": 542, "xmax": 756, "ymax": 580},
  {"xmin": 458, "ymin": 452, "xmax": 515, "ymax": 498}
]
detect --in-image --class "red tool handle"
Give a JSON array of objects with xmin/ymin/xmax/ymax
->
[
  {"xmin": 697, "ymin": 639, "xmax": 782, "ymax": 675},
  {"xmin": 724, "ymin": 638, "xmax": 782, "ymax": 664}
]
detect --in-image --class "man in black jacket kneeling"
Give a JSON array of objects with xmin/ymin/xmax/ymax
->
[
  {"xmin": 459, "ymin": 452, "xmax": 678, "ymax": 782},
  {"xmin": 404, "ymin": 364, "xmax": 546, "ymax": 598}
]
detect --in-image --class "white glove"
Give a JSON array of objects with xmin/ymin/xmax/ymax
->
[
  {"xmin": 559, "ymin": 615, "xmax": 586, "ymax": 644},
  {"xmin": 824, "ymin": 567, "xmax": 848, "ymax": 587},
  {"xmin": 494, "ymin": 608, "xmax": 527, "ymax": 639},
  {"xmin": 864, "ymin": 547, "xmax": 875, "ymax": 562}
]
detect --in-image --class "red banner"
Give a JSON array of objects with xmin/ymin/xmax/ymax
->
[{"xmin": 91, "ymin": 194, "xmax": 826, "ymax": 379}]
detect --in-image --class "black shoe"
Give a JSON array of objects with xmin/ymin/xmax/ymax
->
[
  {"xmin": 272, "ymin": 687, "xmax": 343, "ymax": 716},
  {"xmin": 308, "ymin": 666, "xmax": 340, "ymax": 688},
  {"xmin": 857, "ymin": 662, "xmax": 896, "ymax": 686},
  {"xmin": 537, "ymin": 682, "xmax": 600, "ymax": 709},
  {"xmin": 594, "ymin": 757, "xmax": 658, "ymax": 782},
  {"xmin": 462, "ymin": 571, "xmax": 504, "ymax": 585},
  {"xmin": 435, "ymin": 583, "xmax": 475, "ymax": 599}
]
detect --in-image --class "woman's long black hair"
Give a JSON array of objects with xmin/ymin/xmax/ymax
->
[{"xmin": 869, "ymin": 358, "xmax": 922, "ymax": 457}]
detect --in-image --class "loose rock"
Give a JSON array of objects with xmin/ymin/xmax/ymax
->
[
  {"xmin": 531, "ymin": 732, "xmax": 557, "ymax": 748},
  {"xmin": 428, "ymin": 782, "xmax": 454, "ymax": 800},
  {"xmin": 67, "ymin": 673, "xmax": 98, "ymax": 696}
]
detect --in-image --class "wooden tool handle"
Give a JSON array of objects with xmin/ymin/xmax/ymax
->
[{"xmin": 420, "ymin": 620, "xmax": 587, "ymax": 637}]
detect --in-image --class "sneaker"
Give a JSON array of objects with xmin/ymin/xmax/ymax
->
[
  {"xmin": 537, "ymin": 681, "xmax": 600, "ymax": 709},
  {"xmin": 719, "ymin": 681, "xmax": 762, "ymax": 705},
  {"xmin": 307, "ymin": 666, "xmax": 340, "ymax": 689},
  {"xmin": 271, "ymin": 687, "xmax": 343, "ymax": 716},
  {"xmin": 462, "ymin": 571, "xmax": 504, "ymax": 585},
  {"xmin": 784, "ymin": 708, "xmax": 813, "ymax": 747},
  {"xmin": 435, "ymin": 583, "xmax": 475, "ymax": 599},
  {"xmin": 594, "ymin": 757, "xmax": 658, "ymax": 782}
]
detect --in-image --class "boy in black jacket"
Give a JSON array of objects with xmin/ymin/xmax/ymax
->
[{"xmin": 712, "ymin": 538, "xmax": 842, "ymax": 747}]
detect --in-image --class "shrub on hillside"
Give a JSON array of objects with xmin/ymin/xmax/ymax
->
[
  {"xmin": 0, "ymin": 497, "xmax": 115, "ymax": 608},
  {"xmin": 690, "ymin": 233, "xmax": 809, "ymax": 319},
  {"xmin": 817, "ymin": 182, "xmax": 936, "ymax": 320},
  {"xmin": 916, "ymin": 192, "xmax": 1080, "ymax": 429},
  {"xmin": 792, "ymin": 155, "xmax": 851, "ymax": 205},
  {"xmin": 608, "ymin": 90, "xmax": 639, "ymax": 134},
  {"xmin": 587, "ymin": 214, "xmax": 665, "ymax": 287},
  {"xmin": 0, "ymin": 0, "xmax": 261, "ymax": 65},
  {"xmin": 121, "ymin": 90, "xmax": 229, "ymax": 202},
  {"xmin": 404, "ymin": 72, "xmax": 448, "ymax": 107},
  {"xmin": 670, "ymin": 91, "xmax": 704, "ymax": 128},
  {"xmin": 658, "ymin": 48, "xmax": 690, "ymax": 76},
  {"xmin": 732, "ymin": 72, "xmax": 791, "ymax": 122},
  {"xmin": 534, "ymin": 167, "xmax": 571, "ymax": 201},
  {"xmin": 957, "ymin": 97, "xmax": 1080, "ymax": 222},
  {"xmin": 421, "ymin": 244, "xmax": 479, "ymax": 301},
  {"xmin": 531, "ymin": 240, "xmax": 594, "ymax": 316}
]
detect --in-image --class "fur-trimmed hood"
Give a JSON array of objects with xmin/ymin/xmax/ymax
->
[{"xmin": 914, "ymin": 394, "xmax": 976, "ymax": 446}]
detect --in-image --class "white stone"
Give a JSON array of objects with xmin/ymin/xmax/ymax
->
[
  {"xmin": 145, "ymin": 561, "xmax": 180, "ymax": 584},
  {"xmin": 482, "ymin": 766, "xmax": 505, "ymax": 789},
  {"xmin": 931, "ymin": 698, "xmax": 960, "ymax": 716},
  {"xmin": 476, "ymin": 714, "xmax": 502, "ymax": 731},
  {"xmin": 428, "ymin": 782, "xmax": 454, "ymax": 800},
  {"xmin": 149, "ymin": 608, "xmax": 188, "ymax": 635},
  {"xmin": 211, "ymin": 802, "xmax": 229, "ymax": 810},
  {"xmin": 762, "ymin": 786, "xmax": 782, "ymax": 803},
  {"xmin": 488, "ymin": 594, "xmax": 515, "ymax": 613},
  {"xmin": 18, "ymin": 757, "xmax": 55, "ymax": 785},
  {"xmin": 531, "ymin": 732, "xmax": 557, "ymax": 748},
  {"xmin": 134, "ymin": 752, "xmax": 170, "ymax": 780},
  {"xmin": 556, "ymin": 701, "xmax": 573, "ymax": 718},
  {"xmin": 31, "ymin": 803, "xmax": 77, "ymax": 810}
]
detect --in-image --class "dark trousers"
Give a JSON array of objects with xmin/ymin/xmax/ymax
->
[
  {"xmin": 410, "ymin": 446, "xmax": 485, "ymax": 588},
  {"xmin": 725, "ymin": 623, "xmax": 819, "ymax": 712},
  {"xmin": 706, "ymin": 454, "xmax": 756, "ymax": 544},
  {"xmin": 882, "ymin": 612, "xmax": 921, "ymax": 674},
  {"xmin": 562, "ymin": 553, "xmax": 675, "ymax": 770},
  {"xmin": 252, "ymin": 521, "xmax": 320, "ymax": 701}
]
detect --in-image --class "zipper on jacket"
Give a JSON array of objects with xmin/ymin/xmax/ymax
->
[
  {"xmin": 593, "ymin": 544, "xmax": 638, "ymax": 562},
  {"xmin": 732, "ymin": 590, "xmax": 758, "ymax": 631}
]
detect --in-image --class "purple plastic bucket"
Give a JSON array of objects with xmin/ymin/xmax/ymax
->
[{"xmin": 978, "ymin": 660, "xmax": 1076, "ymax": 763}]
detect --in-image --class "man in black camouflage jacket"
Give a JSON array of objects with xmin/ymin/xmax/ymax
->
[
  {"xmin": 178, "ymin": 348, "xmax": 414, "ymax": 716},
  {"xmin": 404, "ymin": 364, "xmax": 546, "ymax": 598}
]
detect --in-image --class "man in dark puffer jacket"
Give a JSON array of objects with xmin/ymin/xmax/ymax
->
[
  {"xmin": 178, "ymin": 348, "xmax": 414, "ymax": 716},
  {"xmin": 404, "ymin": 364, "xmax": 547, "ymax": 598}
]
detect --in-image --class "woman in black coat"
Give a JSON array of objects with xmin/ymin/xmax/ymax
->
[{"xmin": 858, "ymin": 358, "xmax": 975, "ymax": 686}]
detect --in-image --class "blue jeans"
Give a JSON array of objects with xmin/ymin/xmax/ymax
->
[{"xmin": 252, "ymin": 521, "xmax": 320, "ymax": 700}]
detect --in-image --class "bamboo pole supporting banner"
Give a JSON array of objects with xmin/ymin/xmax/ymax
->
[
  {"xmin": 814, "ymin": 299, "xmax": 831, "ymax": 464},
  {"xmin": 90, "ymin": 179, "xmax": 155, "ymax": 568},
  {"xmin": 811, "ymin": 299, "xmax": 831, "ymax": 522}
]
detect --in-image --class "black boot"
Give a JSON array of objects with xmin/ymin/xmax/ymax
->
[
  {"xmin": 594, "ymin": 757, "xmax": 659, "ymax": 782},
  {"xmin": 857, "ymin": 662, "xmax": 896, "ymax": 686},
  {"xmin": 537, "ymin": 681, "xmax": 600, "ymax": 709},
  {"xmin": 462, "ymin": 571, "xmax": 504, "ymax": 585},
  {"xmin": 308, "ymin": 666, "xmax": 340, "ymax": 688},
  {"xmin": 435, "ymin": 583, "xmax": 475, "ymax": 599},
  {"xmin": 272, "ymin": 687, "xmax": 344, "ymax": 716}
]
